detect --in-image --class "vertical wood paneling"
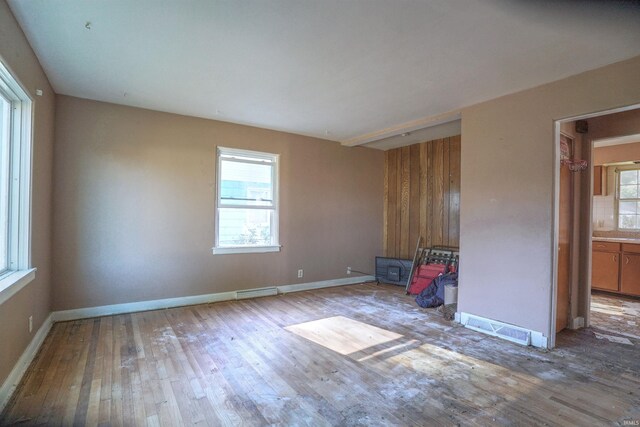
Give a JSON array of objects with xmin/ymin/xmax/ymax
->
[
  {"xmin": 395, "ymin": 150, "xmax": 402, "ymax": 257},
  {"xmin": 383, "ymin": 151, "xmax": 389, "ymax": 256},
  {"xmin": 386, "ymin": 150, "xmax": 397, "ymax": 256},
  {"xmin": 432, "ymin": 139, "xmax": 444, "ymax": 246},
  {"xmin": 419, "ymin": 144, "xmax": 428, "ymax": 248},
  {"xmin": 442, "ymin": 138, "xmax": 451, "ymax": 246},
  {"xmin": 383, "ymin": 135, "xmax": 461, "ymax": 258},
  {"xmin": 409, "ymin": 143, "xmax": 421, "ymax": 256},
  {"xmin": 425, "ymin": 141, "xmax": 433, "ymax": 248},
  {"xmin": 448, "ymin": 135, "xmax": 461, "ymax": 247},
  {"xmin": 400, "ymin": 146, "xmax": 411, "ymax": 259}
]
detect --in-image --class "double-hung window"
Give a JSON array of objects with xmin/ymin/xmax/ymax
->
[
  {"xmin": 0, "ymin": 60, "xmax": 35, "ymax": 305},
  {"xmin": 618, "ymin": 168, "xmax": 640, "ymax": 230},
  {"xmin": 213, "ymin": 147, "xmax": 280, "ymax": 254}
]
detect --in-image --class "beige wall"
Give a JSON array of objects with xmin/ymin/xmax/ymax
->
[
  {"xmin": 459, "ymin": 55, "xmax": 640, "ymax": 338},
  {"xmin": 0, "ymin": 2, "xmax": 55, "ymax": 384},
  {"xmin": 53, "ymin": 96, "xmax": 383, "ymax": 310}
]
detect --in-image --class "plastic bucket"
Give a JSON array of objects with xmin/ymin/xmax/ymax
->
[{"xmin": 444, "ymin": 284, "xmax": 458, "ymax": 305}]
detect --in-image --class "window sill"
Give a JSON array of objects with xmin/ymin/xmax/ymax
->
[
  {"xmin": 212, "ymin": 245, "xmax": 281, "ymax": 255},
  {"xmin": 0, "ymin": 268, "xmax": 37, "ymax": 306}
]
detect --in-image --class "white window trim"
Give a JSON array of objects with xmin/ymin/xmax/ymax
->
[
  {"xmin": 212, "ymin": 245, "xmax": 281, "ymax": 255},
  {"xmin": 212, "ymin": 147, "xmax": 281, "ymax": 255},
  {"xmin": 616, "ymin": 166, "xmax": 640, "ymax": 231},
  {"xmin": 0, "ymin": 268, "xmax": 36, "ymax": 306},
  {"xmin": 0, "ymin": 58, "xmax": 35, "ymax": 305}
]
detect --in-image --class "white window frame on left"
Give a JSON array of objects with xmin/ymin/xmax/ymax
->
[
  {"xmin": 212, "ymin": 146, "xmax": 281, "ymax": 255},
  {"xmin": 0, "ymin": 59, "xmax": 36, "ymax": 306}
]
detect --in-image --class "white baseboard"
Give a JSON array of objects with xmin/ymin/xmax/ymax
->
[
  {"xmin": 277, "ymin": 275, "xmax": 375, "ymax": 294},
  {"xmin": 52, "ymin": 275, "xmax": 375, "ymax": 322},
  {"xmin": 0, "ymin": 313, "xmax": 53, "ymax": 413},
  {"xmin": 52, "ymin": 290, "xmax": 238, "ymax": 322},
  {"xmin": 570, "ymin": 316, "xmax": 585, "ymax": 330}
]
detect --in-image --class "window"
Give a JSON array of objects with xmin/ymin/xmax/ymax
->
[
  {"xmin": 618, "ymin": 169, "xmax": 640, "ymax": 230},
  {"xmin": 213, "ymin": 147, "xmax": 280, "ymax": 254},
  {"xmin": 0, "ymin": 60, "xmax": 35, "ymax": 305}
]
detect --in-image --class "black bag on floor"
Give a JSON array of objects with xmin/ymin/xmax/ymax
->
[{"xmin": 415, "ymin": 272, "xmax": 458, "ymax": 308}]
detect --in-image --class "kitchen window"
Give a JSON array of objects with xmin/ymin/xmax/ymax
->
[
  {"xmin": 618, "ymin": 168, "xmax": 640, "ymax": 230},
  {"xmin": 0, "ymin": 60, "xmax": 36, "ymax": 305},
  {"xmin": 212, "ymin": 147, "xmax": 280, "ymax": 254}
]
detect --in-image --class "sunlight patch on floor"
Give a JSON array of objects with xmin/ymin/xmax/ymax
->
[
  {"xmin": 593, "ymin": 331, "xmax": 633, "ymax": 345},
  {"xmin": 285, "ymin": 316, "xmax": 403, "ymax": 355},
  {"xmin": 355, "ymin": 339, "xmax": 421, "ymax": 362},
  {"xmin": 590, "ymin": 305, "xmax": 623, "ymax": 315}
]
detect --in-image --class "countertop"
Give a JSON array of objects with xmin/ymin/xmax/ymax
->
[{"xmin": 592, "ymin": 236, "xmax": 640, "ymax": 244}]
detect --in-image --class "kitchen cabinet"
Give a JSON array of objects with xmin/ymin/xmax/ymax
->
[
  {"xmin": 594, "ymin": 166, "xmax": 603, "ymax": 196},
  {"xmin": 621, "ymin": 253, "xmax": 640, "ymax": 296},
  {"xmin": 592, "ymin": 241, "xmax": 640, "ymax": 296},
  {"xmin": 592, "ymin": 250, "xmax": 620, "ymax": 292}
]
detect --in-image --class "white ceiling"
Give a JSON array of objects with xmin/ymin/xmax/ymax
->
[{"xmin": 8, "ymin": 1, "xmax": 640, "ymax": 147}]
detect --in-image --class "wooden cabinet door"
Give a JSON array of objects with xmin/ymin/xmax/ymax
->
[
  {"xmin": 593, "ymin": 165, "xmax": 602, "ymax": 196},
  {"xmin": 621, "ymin": 254, "xmax": 640, "ymax": 296},
  {"xmin": 591, "ymin": 250, "xmax": 619, "ymax": 291}
]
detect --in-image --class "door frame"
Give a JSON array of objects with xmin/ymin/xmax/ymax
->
[{"xmin": 550, "ymin": 103, "xmax": 640, "ymax": 349}]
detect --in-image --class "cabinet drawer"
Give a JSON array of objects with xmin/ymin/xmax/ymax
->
[
  {"xmin": 592, "ymin": 241, "xmax": 620, "ymax": 252},
  {"xmin": 622, "ymin": 243, "xmax": 640, "ymax": 254}
]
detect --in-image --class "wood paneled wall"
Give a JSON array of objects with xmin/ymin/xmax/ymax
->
[{"xmin": 383, "ymin": 135, "xmax": 461, "ymax": 259}]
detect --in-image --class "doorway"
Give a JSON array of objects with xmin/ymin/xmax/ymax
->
[{"xmin": 552, "ymin": 104, "xmax": 640, "ymax": 348}]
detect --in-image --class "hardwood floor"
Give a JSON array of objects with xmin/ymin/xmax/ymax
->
[
  {"xmin": 2, "ymin": 283, "xmax": 639, "ymax": 426},
  {"xmin": 590, "ymin": 291, "xmax": 640, "ymax": 345}
]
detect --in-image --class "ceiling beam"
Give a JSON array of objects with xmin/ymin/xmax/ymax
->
[{"xmin": 341, "ymin": 110, "xmax": 462, "ymax": 147}]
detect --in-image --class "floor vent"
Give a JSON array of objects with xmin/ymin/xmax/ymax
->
[
  {"xmin": 462, "ymin": 313, "xmax": 531, "ymax": 346},
  {"xmin": 236, "ymin": 287, "xmax": 278, "ymax": 300}
]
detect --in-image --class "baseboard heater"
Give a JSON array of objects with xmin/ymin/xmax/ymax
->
[
  {"xmin": 459, "ymin": 312, "xmax": 532, "ymax": 346},
  {"xmin": 236, "ymin": 287, "xmax": 278, "ymax": 300}
]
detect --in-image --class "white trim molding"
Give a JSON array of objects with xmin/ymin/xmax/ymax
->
[
  {"xmin": 570, "ymin": 316, "xmax": 585, "ymax": 330},
  {"xmin": 53, "ymin": 290, "xmax": 238, "ymax": 322},
  {"xmin": 0, "ymin": 268, "xmax": 36, "ymax": 306},
  {"xmin": 277, "ymin": 275, "xmax": 375, "ymax": 294},
  {"xmin": 53, "ymin": 275, "xmax": 375, "ymax": 322},
  {"xmin": 212, "ymin": 245, "xmax": 281, "ymax": 255},
  {"xmin": 0, "ymin": 313, "xmax": 53, "ymax": 413}
]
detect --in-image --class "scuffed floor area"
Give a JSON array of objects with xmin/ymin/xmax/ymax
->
[{"xmin": 2, "ymin": 283, "xmax": 639, "ymax": 426}]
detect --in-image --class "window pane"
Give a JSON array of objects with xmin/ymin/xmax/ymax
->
[
  {"xmin": 619, "ymin": 201, "xmax": 637, "ymax": 215},
  {"xmin": 0, "ymin": 95, "xmax": 11, "ymax": 271},
  {"xmin": 620, "ymin": 170, "xmax": 639, "ymax": 185},
  {"xmin": 218, "ymin": 208, "xmax": 273, "ymax": 246},
  {"xmin": 620, "ymin": 185, "xmax": 639, "ymax": 199},
  {"xmin": 619, "ymin": 214, "xmax": 639, "ymax": 229},
  {"xmin": 219, "ymin": 160, "xmax": 273, "ymax": 206}
]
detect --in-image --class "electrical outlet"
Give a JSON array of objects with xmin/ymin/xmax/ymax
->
[
  {"xmin": 347, "ymin": 267, "xmax": 352, "ymax": 275},
  {"xmin": 28, "ymin": 315, "xmax": 33, "ymax": 333},
  {"xmin": 297, "ymin": 269, "xmax": 304, "ymax": 278}
]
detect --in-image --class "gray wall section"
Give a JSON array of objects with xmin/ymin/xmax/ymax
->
[
  {"xmin": 52, "ymin": 95, "xmax": 384, "ymax": 310},
  {"xmin": 0, "ymin": 1, "xmax": 55, "ymax": 385},
  {"xmin": 459, "ymin": 55, "xmax": 640, "ymax": 337}
]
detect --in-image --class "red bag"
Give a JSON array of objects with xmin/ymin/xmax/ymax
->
[{"xmin": 407, "ymin": 264, "xmax": 446, "ymax": 295}]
